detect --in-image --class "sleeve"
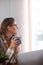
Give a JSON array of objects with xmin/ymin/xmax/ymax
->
[
  {"xmin": 0, "ymin": 37, "xmax": 5, "ymax": 54},
  {"xmin": 5, "ymin": 48, "xmax": 14, "ymax": 63},
  {"xmin": 6, "ymin": 48, "xmax": 14, "ymax": 59}
]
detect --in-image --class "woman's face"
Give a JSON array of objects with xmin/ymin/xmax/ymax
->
[{"xmin": 7, "ymin": 21, "xmax": 18, "ymax": 35}]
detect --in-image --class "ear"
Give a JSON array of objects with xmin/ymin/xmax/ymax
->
[{"xmin": 7, "ymin": 26, "xmax": 10, "ymax": 31}]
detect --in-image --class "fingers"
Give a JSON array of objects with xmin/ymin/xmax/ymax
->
[{"xmin": 10, "ymin": 39, "xmax": 18, "ymax": 49}]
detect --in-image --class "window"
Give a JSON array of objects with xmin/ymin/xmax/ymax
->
[{"xmin": 31, "ymin": 0, "xmax": 43, "ymax": 51}]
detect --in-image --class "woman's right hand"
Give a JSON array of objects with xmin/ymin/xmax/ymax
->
[{"xmin": 9, "ymin": 39, "xmax": 17, "ymax": 49}]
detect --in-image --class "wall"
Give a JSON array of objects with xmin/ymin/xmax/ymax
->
[
  {"xmin": 10, "ymin": 0, "xmax": 29, "ymax": 53},
  {"xmin": 0, "ymin": 0, "xmax": 10, "ymax": 25}
]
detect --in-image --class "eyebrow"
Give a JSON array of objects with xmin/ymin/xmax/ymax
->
[{"xmin": 12, "ymin": 24, "xmax": 18, "ymax": 29}]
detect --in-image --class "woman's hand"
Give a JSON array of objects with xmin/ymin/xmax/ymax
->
[
  {"xmin": 15, "ymin": 45, "xmax": 19, "ymax": 54},
  {"xmin": 9, "ymin": 39, "xmax": 17, "ymax": 49}
]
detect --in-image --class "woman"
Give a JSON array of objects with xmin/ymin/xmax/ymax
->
[{"xmin": 0, "ymin": 17, "xmax": 21, "ymax": 65}]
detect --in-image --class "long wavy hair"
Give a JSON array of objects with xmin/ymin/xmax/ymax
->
[{"xmin": 0, "ymin": 17, "xmax": 15, "ymax": 35}]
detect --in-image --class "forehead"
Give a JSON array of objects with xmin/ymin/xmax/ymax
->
[
  {"xmin": 13, "ymin": 21, "xmax": 18, "ymax": 28},
  {"xmin": 13, "ymin": 21, "xmax": 17, "ymax": 25}
]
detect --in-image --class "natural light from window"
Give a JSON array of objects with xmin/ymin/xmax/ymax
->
[{"xmin": 31, "ymin": 0, "xmax": 43, "ymax": 51}]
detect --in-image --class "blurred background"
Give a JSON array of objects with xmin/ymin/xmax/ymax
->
[{"xmin": 0, "ymin": 0, "xmax": 43, "ymax": 53}]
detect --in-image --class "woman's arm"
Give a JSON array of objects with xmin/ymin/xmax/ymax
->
[
  {"xmin": 5, "ymin": 39, "xmax": 17, "ymax": 63},
  {"xmin": 0, "ymin": 38, "xmax": 17, "ymax": 63}
]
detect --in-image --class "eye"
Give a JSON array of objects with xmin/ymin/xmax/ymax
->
[{"xmin": 12, "ymin": 24, "xmax": 18, "ymax": 29}]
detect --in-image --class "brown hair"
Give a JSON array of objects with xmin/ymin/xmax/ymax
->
[{"xmin": 0, "ymin": 17, "xmax": 15, "ymax": 34}]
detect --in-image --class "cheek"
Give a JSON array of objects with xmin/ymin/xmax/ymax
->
[
  {"xmin": 9, "ymin": 27, "xmax": 15, "ymax": 33},
  {"xmin": 9, "ymin": 26, "xmax": 17, "ymax": 34},
  {"xmin": 13, "ymin": 27, "xmax": 17, "ymax": 33}
]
